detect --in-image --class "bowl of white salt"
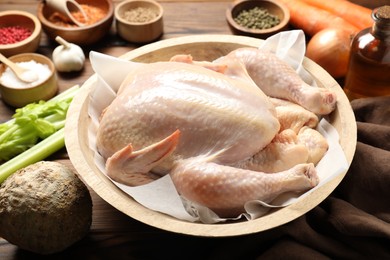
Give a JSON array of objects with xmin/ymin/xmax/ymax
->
[{"xmin": 0, "ymin": 53, "xmax": 57, "ymax": 107}]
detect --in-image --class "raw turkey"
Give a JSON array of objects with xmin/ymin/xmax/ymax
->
[{"xmin": 96, "ymin": 47, "xmax": 336, "ymax": 217}]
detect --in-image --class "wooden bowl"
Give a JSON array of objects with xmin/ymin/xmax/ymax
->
[
  {"xmin": 65, "ymin": 35, "xmax": 356, "ymax": 237},
  {"xmin": 0, "ymin": 10, "xmax": 42, "ymax": 57},
  {"xmin": 0, "ymin": 53, "xmax": 57, "ymax": 108},
  {"xmin": 115, "ymin": 0, "xmax": 164, "ymax": 43},
  {"xmin": 226, "ymin": 0, "xmax": 290, "ymax": 39},
  {"xmin": 37, "ymin": 0, "xmax": 114, "ymax": 46}
]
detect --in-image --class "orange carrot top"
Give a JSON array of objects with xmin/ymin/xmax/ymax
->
[
  {"xmin": 300, "ymin": 0, "xmax": 373, "ymax": 30},
  {"xmin": 279, "ymin": 0, "xmax": 359, "ymax": 36}
]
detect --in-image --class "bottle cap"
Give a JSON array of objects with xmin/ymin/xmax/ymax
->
[{"xmin": 375, "ymin": 6, "xmax": 390, "ymax": 20}]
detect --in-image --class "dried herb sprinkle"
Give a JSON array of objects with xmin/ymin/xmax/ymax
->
[{"xmin": 234, "ymin": 7, "xmax": 281, "ymax": 30}]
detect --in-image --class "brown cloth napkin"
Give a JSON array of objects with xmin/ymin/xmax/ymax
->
[
  {"xmin": 244, "ymin": 96, "xmax": 390, "ymax": 259},
  {"xmin": 253, "ymin": 96, "xmax": 390, "ymax": 259}
]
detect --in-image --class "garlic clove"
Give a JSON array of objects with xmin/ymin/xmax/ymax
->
[{"xmin": 52, "ymin": 36, "xmax": 85, "ymax": 72}]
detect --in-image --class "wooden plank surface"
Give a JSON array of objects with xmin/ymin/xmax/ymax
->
[{"xmin": 0, "ymin": 0, "xmax": 386, "ymax": 258}]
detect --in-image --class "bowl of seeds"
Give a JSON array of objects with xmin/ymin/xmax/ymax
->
[
  {"xmin": 115, "ymin": 0, "xmax": 164, "ymax": 44},
  {"xmin": 226, "ymin": 0, "xmax": 290, "ymax": 39}
]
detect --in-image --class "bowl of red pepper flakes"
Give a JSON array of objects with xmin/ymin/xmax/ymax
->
[
  {"xmin": 37, "ymin": 0, "xmax": 114, "ymax": 46},
  {"xmin": 0, "ymin": 10, "xmax": 42, "ymax": 57}
]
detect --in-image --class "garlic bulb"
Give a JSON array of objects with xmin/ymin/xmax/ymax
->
[{"xmin": 52, "ymin": 36, "xmax": 85, "ymax": 72}]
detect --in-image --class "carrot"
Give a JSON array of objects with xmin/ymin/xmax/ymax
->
[
  {"xmin": 300, "ymin": 0, "xmax": 373, "ymax": 30},
  {"xmin": 279, "ymin": 0, "xmax": 359, "ymax": 36}
]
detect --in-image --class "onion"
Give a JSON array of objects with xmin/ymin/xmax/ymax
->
[{"xmin": 306, "ymin": 28, "xmax": 356, "ymax": 79}]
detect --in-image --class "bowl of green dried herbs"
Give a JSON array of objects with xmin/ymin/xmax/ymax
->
[{"xmin": 226, "ymin": 0, "xmax": 290, "ymax": 39}]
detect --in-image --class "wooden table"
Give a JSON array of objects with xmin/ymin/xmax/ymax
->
[{"xmin": 0, "ymin": 0, "xmax": 385, "ymax": 258}]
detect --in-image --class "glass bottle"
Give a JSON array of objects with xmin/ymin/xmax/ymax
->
[{"xmin": 343, "ymin": 5, "xmax": 390, "ymax": 101}]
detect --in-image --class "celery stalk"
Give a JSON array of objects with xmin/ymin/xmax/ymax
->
[
  {"xmin": 0, "ymin": 128, "xmax": 65, "ymax": 183},
  {"xmin": 0, "ymin": 85, "xmax": 80, "ymax": 161},
  {"xmin": 0, "ymin": 85, "xmax": 80, "ymax": 183},
  {"xmin": 1, "ymin": 85, "xmax": 80, "ymax": 126}
]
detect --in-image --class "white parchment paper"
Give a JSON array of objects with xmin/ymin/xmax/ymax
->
[{"xmin": 87, "ymin": 30, "xmax": 349, "ymax": 224}]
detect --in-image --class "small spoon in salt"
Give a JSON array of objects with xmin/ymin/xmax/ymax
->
[{"xmin": 0, "ymin": 53, "xmax": 39, "ymax": 83}]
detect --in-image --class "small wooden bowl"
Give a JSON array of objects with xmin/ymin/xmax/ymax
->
[
  {"xmin": 37, "ymin": 0, "xmax": 114, "ymax": 46},
  {"xmin": 115, "ymin": 0, "xmax": 164, "ymax": 43},
  {"xmin": 226, "ymin": 0, "xmax": 290, "ymax": 39},
  {"xmin": 0, "ymin": 53, "xmax": 57, "ymax": 108},
  {"xmin": 0, "ymin": 10, "xmax": 42, "ymax": 57},
  {"xmin": 65, "ymin": 35, "xmax": 357, "ymax": 237}
]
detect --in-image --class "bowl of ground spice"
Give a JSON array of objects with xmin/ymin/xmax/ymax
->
[
  {"xmin": 226, "ymin": 0, "xmax": 290, "ymax": 39},
  {"xmin": 115, "ymin": 0, "xmax": 164, "ymax": 43},
  {"xmin": 0, "ymin": 10, "xmax": 42, "ymax": 57},
  {"xmin": 37, "ymin": 0, "xmax": 114, "ymax": 46}
]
